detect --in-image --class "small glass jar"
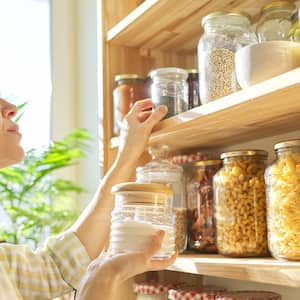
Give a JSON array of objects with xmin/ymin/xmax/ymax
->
[
  {"xmin": 134, "ymin": 282, "xmax": 171, "ymax": 300},
  {"xmin": 150, "ymin": 68, "xmax": 188, "ymax": 119},
  {"xmin": 113, "ymin": 74, "xmax": 146, "ymax": 135},
  {"xmin": 186, "ymin": 160, "xmax": 222, "ymax": 253},
  {"xmin": 256, "ymin": 1, "xmax": 296, "ymax": 42},
  {"xmin": 216, "ymin": 291, "xmax": 282, "ymax": 300},
  {"xmin": 288, "ymin": 9, "xmax": 300, "ymax": 42},
  {"xmin": 109, "ymin": 182, "xmax": 175, "ymax": 259},
  {"xmin": 265, "ymin": 139, "xmax": 300, "ymax": 260},
  {"xmin": 136, "ymin": 145, "xmax": 187, "ymax": 253},
  {"xmin": 187, "ymin": 69, "xmax": 201, "ymax": 109},
  {"xmin": 214, "ymin": 150, "xmax": 269, "ymax": 257},
  {"xmin": 198, "ymin": 11, "xmax": 257, "ymax": 104}
]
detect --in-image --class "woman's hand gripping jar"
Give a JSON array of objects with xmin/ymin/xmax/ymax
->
[
  {"xmin": 265, "ymin": 139, "xmax": 300, "ymax": 260},
  {"xmin": 109, "ymin": 182, "xmax": 175, "ymax": 259},
  {"xmin": 213, "ymin": 150, "xmax": 269, "ymax": 257}
]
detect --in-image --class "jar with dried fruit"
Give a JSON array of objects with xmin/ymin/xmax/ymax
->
[
  {"xmin": 136, "ymin": 145, "xmax": 187, "ymax": 253},
  {"xmin": 214, "ymin": 150, "xmax": 269, "ymax": 257},
  {"xmin": 265, "ymin": 139, "xmax": 300, "ymax": 260},
  {"xmin": 186, "ymin": 160, "xmax": 222, "ymax": 253},
  {"xmin": 198, "ymin": 11, "xmax": 257, "ymax": 104}
]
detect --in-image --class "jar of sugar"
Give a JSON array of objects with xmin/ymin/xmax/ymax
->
[{"xmin": 109, "ymin": 182, "xmax": 176, "ymax": 259}]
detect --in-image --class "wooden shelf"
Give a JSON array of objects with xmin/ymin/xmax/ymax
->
[
  {"xmin": 110, "ymin": 67, "xmax": 300, "ymax": 152},
  {"xmin": 168, "ymin": 253, "xmax": 300, "ymax": 287},
  {"xmin": 106, "ymin": 0, "xmax": 280, "ymax": 52}
]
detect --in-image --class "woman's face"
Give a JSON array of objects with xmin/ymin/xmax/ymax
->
[{"xmin": 0, "ymin": 98, "xmax": 24, "ymax": 168}]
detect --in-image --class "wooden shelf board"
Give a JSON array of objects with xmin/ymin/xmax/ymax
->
[
  {"xmin": 106, "ymin": 0, "xmax": 285, "ymax": 51},
  {"xmin": 110, "ymin": 68, "xmax": 300, "ymax": 152},
  {"xmin": 168, "ymin": 253, "xmax": 300, "ymax": 287}
]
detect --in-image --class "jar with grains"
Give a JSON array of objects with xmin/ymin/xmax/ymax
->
[
  {"xmin": 265, "ymin": 139, "xmax": 300, "ymax": 260},
  {"xmin": 186, "ymin": 160, "xmax": 222, "ymax": 253},
  {"xmin": 198, "ymin": 11, "xmax": 257, "ymax": 104},
  {"xmin": 113, "ymin": 74, "xmax": 146, "ymax": 136},
  {"xmin": 256, "ymin": 1, "xmax": 296, "ymax": 42},
  {"xmin": 187, "ymin": 69, "xmax": 201, "ymax": 109},
  {"xmin": 216, "ymin": 291, "xmax": 281, "ymax": 300},
  {"xmin": 136, "ymin": 145, "xmax": 187, "ymax": 253},
  {"xmin": 150, "ymin": 68, "xmax": 188, "ymax": 119},
  {"xmin": 134, "ymin": 282, "xmax": 173, "ymax": 300},
  {"xmin": 288, "ymin": 9, "xmax": 300, "ymax": 42},
  {"xmin": 213, "ymin": 150, "xmax": 269, "ymax": 257},
  {"xmin": 109, "ymin": 182, "xmax": 175, "ymax": 259}
]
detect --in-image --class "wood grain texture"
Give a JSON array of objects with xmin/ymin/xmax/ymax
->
[{"xmin": 168, "ymin": 253, "xmax": 300, "ymax": 287}]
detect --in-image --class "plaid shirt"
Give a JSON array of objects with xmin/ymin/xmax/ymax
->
[{"xmin": 0, "ymin": 231, "xmax": 91, "ymax": 300}]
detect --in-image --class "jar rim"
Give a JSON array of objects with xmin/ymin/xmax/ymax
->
[
  {"xmin": 111, "ymin": 182, "xmax": 173, "ymax": 195},
  {"xmin": 220, "ymin": 150, "xmax": 268, "ymax": 159},
  {"xmin": 115, "ymin": 74, "xmax": 144, "ymax": 82},
  {"xmin": 202, "ymin": 11, "xmax": 251, "ymax": 27},
  {"xmin": 150, "ymin": 67, "xmax": 188, "ymax": 80},
  {"xmin": 274, "ymin": 139, "xmax": 300, "ymax": 150},
  {"xmin": 261, "ymin": 1, "xmax": 296, "ymax": 15}
]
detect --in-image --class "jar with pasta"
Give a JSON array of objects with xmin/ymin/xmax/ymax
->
[
  {"xmin": 214, "ymin": 150, "xmax": 269, "ymax": 257},
  {"xmin": 265, "ymin": 139, "xmax": 300, "ymax": 260}
]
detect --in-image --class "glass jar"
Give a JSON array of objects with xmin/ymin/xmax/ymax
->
[
  {"xmin": 187, "ymin": 69, "xmax": 201, "ymax": 109},
  {"xmin": 265, "ymin": 139, "xmax": 300, "ymax": 260},
  {"xmin": 113, "ymin": 74, "xmax": 146, "ymax": 135},
  {"xmin": 186, "ymin": 160, "xmax": 222, "ymax": 253},
  {"xmin": 136, "ymin": 145, "xmax": 187, "ymax": 253},
  {"xmin": 256, "ymin": 1, "xmax": 296, "ymax": 42},
  {"xmin": 198, "ymin": 11, "xmax": 257, "ymax": 104},
  {"xmin": 216, "ymin": 291, "xmax": 282, "ymax": 300},
  {"xmin": 109, "ymin": 182, "xmax": 175, "ymax": 259},
  {"xmin": 134, "ymin": 282, "xmax": 171, "ymax": 300},
  {"xmin": 214, "ymin": 150, "xmax": 269, "ymax": 257},
  {"xmin": 288, "ymin": 9, "xmax": 300, "ymax": 42},
  {"xmin": 150, "ymin": 67, "xmax": 188, "ymax": 119}
]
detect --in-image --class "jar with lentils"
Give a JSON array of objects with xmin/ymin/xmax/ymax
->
[
  {"xmin": 265, "ymin": 139, "xmax": 300, "ymax": 260},
  {"xmin": 186, "ymin": 160, "xmax": 222, "ymax": 253},
  {"xmin": 213, "ymin": 150, "xmax": 269, "ymax": 257},
  {"xmin": 198, "ymin": 11, "xmax": 257, "ymax": 104}
]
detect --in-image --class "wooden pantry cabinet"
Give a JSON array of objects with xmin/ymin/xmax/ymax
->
[{"xmin": 100, "ymin": 0, "xmax": 300, "ymax": 299}]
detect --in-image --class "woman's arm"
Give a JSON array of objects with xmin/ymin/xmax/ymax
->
[{"xmin": 70, "ymin": 99, "xmax": 168, "ymax": 259}]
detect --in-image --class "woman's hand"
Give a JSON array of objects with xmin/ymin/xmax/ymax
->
[
  {"xmin": 76, "ymin": 231, "xmax": 177, "ymax": 300},
  {"xmin": 118, "ymin": 99, "xmax": 168, "ymax": 165}
]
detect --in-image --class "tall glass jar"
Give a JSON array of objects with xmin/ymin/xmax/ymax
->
[
  {"xmin": 186, "ymin": 160, "xmax": 222, "ymax": 253},
  {"xmin": 113, "ymin": 74, "xmax": 146, "ymax": 135},
  {"xmin": 265, "ymin": 139, "xmax": 300, "ymax": 260},
  {"xmin": 150, "ymin": 68, "xmax": 188, "ymax": 119},
  {"xmin": 214, "ymin": 150, "xmax": 269, "ymax": 257},
  {"xmin": 109, "ymin": 182, "xmax": 175, "ymax": 259},
  {"xmin": 198, "ymin": 11, "xmax": 256, "ymax": 104},
  {"xmin": 256, "ymin": 1, "xmax": 296, "ymax": 42},
  {"xmin": 136, "ymin": 145, "xmax": 187, "ymax": 253}
]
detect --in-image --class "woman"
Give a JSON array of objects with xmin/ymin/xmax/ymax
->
[{"xmin": 0, "ymin": 97, "xmax": 176, "ymax": 299}]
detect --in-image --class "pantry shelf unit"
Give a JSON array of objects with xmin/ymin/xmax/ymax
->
[
  {"xmin": 168, "ymin": 253, "xmax": 300, "ymax": 288},
  {"xmin": 107, "ymin": 0, "xmax": 276, "ymax": 52},
  {"xmin": 110, "ymin": 67, "xmax": 300, "ymax": 153}
]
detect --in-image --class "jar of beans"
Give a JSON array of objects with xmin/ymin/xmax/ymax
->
[
  {"xmin": 265, "ymin": 139, "xmax": 300, "ymax": 260},
  {"xmin": 113, "ymin": 74, "xmax": 146, "ymax": 135},
  {"xmin": 186, "ymin": 160, "xmax": 222, "ymax": 253},
  {"xmin": 213, "ymin": 150, "xmax": 269, "ymax": 257},
  {"xmin": 215, "ymin": 291, "xmax": 281, "ymax": 300},
  {"xmin": 198, "ymin": 11, "xmax": 257, "ymax": 104}
]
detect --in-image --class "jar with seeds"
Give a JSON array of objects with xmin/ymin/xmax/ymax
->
[
  {"xmin": 198, "ymin": 11, "xmax": 257, "ymax": 104},
  {"xmin": 265, "ymin": 139, "xmax": 300, "ymax": 260},
  {"xmin": 213, "ymin": 150, "xmax": 269, "ymax": 257}
]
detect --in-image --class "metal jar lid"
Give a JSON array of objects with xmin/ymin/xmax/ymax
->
[
  {"xmin": 220, "ymin": 150, "xmax": 268, "ymax": 160},
  {"xmin": 114, "ymin": 74, "xmax": 144, "ymax": 82},
  {"xmin": 261, "ymin": 1, "xmax": 296, "ymax": 15},
  {"xmin": 274, "ymin": 139, "xmax": 300, "ymax": 150},
  {"xmin": 202, "ymin": 11, "xmax": 251, "ymax": 27}
]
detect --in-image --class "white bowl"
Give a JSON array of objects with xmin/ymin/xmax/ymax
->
[{"xmin": 235, "ymin": 41, "xmax": 300, "ymax": 88}]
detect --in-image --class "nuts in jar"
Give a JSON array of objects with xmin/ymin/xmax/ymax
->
[
  {"xmin": 186, "ymin": 160, "xmax": 222, "ymax": 253},
  {"xmin": 214, "ymin": 150, "xmax": 269, "ymax": 257},
  {"xmin": 265, "ymin": 139, "xmax": 300, "ymax": 260}
]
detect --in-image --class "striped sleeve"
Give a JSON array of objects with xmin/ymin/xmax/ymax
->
[{"xmin": 0, "ymin": 231, "xmax": 91, "ymax": 300}]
